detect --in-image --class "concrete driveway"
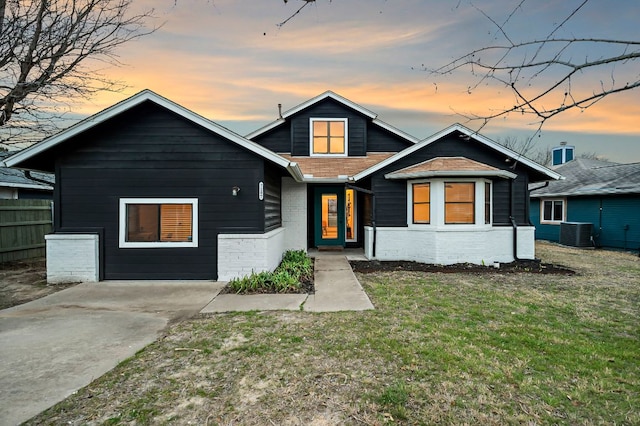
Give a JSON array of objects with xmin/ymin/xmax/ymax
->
[{"xmin": 0, "ymin": 280, "xmax": 224, "ymax": 426}]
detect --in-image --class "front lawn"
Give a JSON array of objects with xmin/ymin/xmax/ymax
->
[{"xmin": 27, "ymin": 242, "xmax": 639, "ymax": 425}]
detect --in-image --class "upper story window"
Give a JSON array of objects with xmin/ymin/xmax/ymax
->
[
  {"xmin": 310, "ymin": 118, "xmax": 347, "ymax": 156},
  {"xmin": 119, "ymin": 198, "xmax": 198, "ymax": 248},
  {"xmin": 541, "ymin": 199, "xmax": 565, "ymax": 224}
]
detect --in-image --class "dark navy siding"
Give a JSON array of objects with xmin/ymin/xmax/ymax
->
[
  {"xmin": 264, "ymin": 164, "xmax": 283, "ymax": 232},
  {"xmin": 289, "ymin": 99, "xmax": 368, "ymax": 156},
  {"xmin": 53, "ymin": 101, "xmax": 270, "ymax": 280},
  {"xmin": 251, "ymin": 121, "xmax": 292, "ymax": 153},
  {"xmin": 371, "ymin": 133, "xmax": 532, "ymax": 227},
  {"xmin": 252, "ymin": 99, "xmax": 414, "ymax": 155},
  {"xmin": 367, "ymin": 125, "xmax": 414, "ymax": 152}
]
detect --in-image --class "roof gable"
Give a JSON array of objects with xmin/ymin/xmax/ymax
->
[
  {"xmin": 385, "ymin": 156, "xmax": 517, "ymax": 180},
  {"xmin": 353, "ymin": 123, "xmax": 562, "ymax": 182},
  {"xmin": 246, "ymin": 91, "xmax": 420, "ymax": 144},
  {"xmin": 4, "ymin": 90, "xmax": 303, "ymax": 181}
]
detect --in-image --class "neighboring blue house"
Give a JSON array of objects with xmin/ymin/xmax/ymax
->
[{"xmin": 530, "ymin": 157, "xmax": 640, "ymax": 252}]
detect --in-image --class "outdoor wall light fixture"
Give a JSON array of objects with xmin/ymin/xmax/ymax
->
[{"xmin": 232, "ymin": 186, "xmax": 241, "ymax": 196}]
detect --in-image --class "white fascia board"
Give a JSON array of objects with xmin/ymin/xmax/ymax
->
[
  {"xmin": 286, "ymin": 162, "xmax": 305, "ymax": 183},
  {"xmin": 372, "ymin": 119, "xmax": 420, "ymax": 144},
  {"xmin": 385, "ymin": 170, "xmax": 517, "ymax": 180},
  {"xmin": 246, "ymin": 91, "xmax": 378, "ymax": 140},
  {"xmin": 302, "ymin": 176, "xmax": 350, "ymax": 184},
  {"xmin": 450, "ymin": 124, "xmax": 563, "ymax": 181},
  {"xmin": 5, "ymin": 90, "xmax": 298, "ymax": 177},
  {"xmin": 354, "ymin": 123, "xmax": 563, "ymax": 182},
  {"xmin": 245, "ymin": 118, "xmax": 285, "ymax": 140}
]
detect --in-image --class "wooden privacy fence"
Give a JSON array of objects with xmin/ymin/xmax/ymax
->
[{"xmin": 0, "ymin": 199, "xmax": 53, "ymax": 263}]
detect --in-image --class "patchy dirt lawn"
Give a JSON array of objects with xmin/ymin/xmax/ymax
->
[
  {"xmin": 0, "ymin": 258, "xmax": 77, "ymax": 310},
  {"xmin": 20, "ymin": 242, "xmax": 640, "ymax": 425}
]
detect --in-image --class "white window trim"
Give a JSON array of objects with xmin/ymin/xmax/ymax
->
[
  {"xmin": 119, "ymin": 198, "xmax": 199, "ymax": 248},
  {"xmin": 540, "ymin": 198, "xmax": 566, "ymax": 224},
  {"xmin": 407, "ymin": 178, "xmax": 492, "ymax": 229},
  {"xmin": 309, "ymin": 118, "xmax": 348, "ymax": 157}
]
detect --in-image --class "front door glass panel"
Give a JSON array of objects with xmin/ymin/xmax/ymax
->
[{"xmin": 322, "ymin": 194, "xmax": 338, "ymax": 240}]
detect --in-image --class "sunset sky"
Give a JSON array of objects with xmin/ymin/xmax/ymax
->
[{"xmin": 77, "ymin": 0, "xmax": 639, "ymax": 163}]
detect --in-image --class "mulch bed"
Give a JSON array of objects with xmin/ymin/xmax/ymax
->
[{"xmin": 349, "ymin": 259, "xmax": 575, "ymax": 275}]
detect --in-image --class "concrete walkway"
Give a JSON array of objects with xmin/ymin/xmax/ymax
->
[{"xmin": 200, "ymin": 255, "xmax": 374, "ymax": 313}]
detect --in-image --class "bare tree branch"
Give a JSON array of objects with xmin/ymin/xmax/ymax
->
[
  {"xmin": 0, "ymin": 0, "xmax": 156, "ymax": 148},
  {"xmin": 429, "ymin": 0, "xmax": 640, "ymax": 130}
]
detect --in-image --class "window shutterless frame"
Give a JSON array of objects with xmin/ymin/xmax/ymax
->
[
  {"xmin": 540, "ymin": 198, "xmax": 565, "ymax": 224},
  {"xmin": 309, "ymin": 118, "xmax": 348, "ymax": 157},
  {"xmin": 119, "ymin": 198, "xmax": 199, "ymax": 248}
]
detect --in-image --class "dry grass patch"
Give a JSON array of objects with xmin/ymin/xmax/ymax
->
[{"xmin": 26, "ymin": 242, "xmax": 639, "ymax": 425}]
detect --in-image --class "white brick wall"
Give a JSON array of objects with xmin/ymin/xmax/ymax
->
[
  {"xmin": 218, "ymin": 227, "xmax": 286, "ymax": 281},
  {"xmin": 365, "ymin": 226, "xmax": 536, "ymax": 265},
  {"xmin": 45, "ymin": 234, "xmax": 99, "ymax": 283},
  {"xmin": 281, "ymin": 177, "xmax": 307, "ymax": 251}
]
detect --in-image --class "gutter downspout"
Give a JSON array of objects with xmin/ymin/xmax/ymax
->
[{"xmin": 509, "ymin": 178, "xmax": 522, "ymax": 261}]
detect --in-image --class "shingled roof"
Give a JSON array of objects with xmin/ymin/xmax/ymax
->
[
  {"xmin": 0, "ymin": 152, "xmax": 54, "ymax": 190},
  {"xmin": 530, "ymin": 158, "xmax": 640, "ymax": 197}
]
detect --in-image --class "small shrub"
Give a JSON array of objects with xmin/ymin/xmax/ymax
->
[{"xmin": 227, "ymin": 250, "xmax": 312, "ymax": 294}]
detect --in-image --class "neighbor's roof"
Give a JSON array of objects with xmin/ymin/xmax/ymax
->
[
  {"xmin": 0, "ymin": 152, "xmax": 54, "ymax": 190},
  {"xmin": 280, "ymin": 153, "xmax": 395, "ymax": 182},
  {"xmin": 385, "ymin": 157, "xmax": 517, "ymax": 180},
  {"xmin": 2, "ymin": 90, "xmax": 305, "ymax": 182},
  {"xmin": 246, "ymin": 90, "xmax": 421, "ymax": 144},
  {"xmin": 354, "ymin": 123, "xmax": 563, "ymax": 182},
  {"xmin": 530, "ymin": 158, "xmax": 640, "ymax": 197}
]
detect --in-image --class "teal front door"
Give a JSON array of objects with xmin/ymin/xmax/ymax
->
[{"xmin": 314, "ymin": 187, "xmax": 345, "ymax": 247}]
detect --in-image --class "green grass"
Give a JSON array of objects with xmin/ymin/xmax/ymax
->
[{"xmin": 26, "ymin": 243, "xmax": 640, "ymax": 425}]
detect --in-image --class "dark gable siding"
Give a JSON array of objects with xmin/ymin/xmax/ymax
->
[
  {"xmin": 251, "ymin": 121, "xmax": 292, "ymax": 153},
  {"xmin": 371, "ymin": 132, "xmax": 533, "ymax": 227},
  {"xmin": 264, "ymin": 164, "xmax": 283, "ymax": 232},
  {"xmin": 54, "ymin": 101, "xmax": 267, "ymax": 280},
  {"xmin": 289, "ymin": 99, "xmax": 368, "ymax": 156},
  {"xmin": 367, "ymin": 125, "xmax": 415, "ymax": 152}
]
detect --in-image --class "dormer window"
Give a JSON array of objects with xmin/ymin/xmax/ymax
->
[{"xmin": 310, "ymin": 118, "xmax": 347, "ymax": 156}]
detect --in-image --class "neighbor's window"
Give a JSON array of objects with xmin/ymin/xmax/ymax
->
[
  {"xmin": 412, "ymin": 183, "xmax": 430, "ymax": 223},
  {"xmin": 119, "ymin": 198, "xmax": 198, "ymax": 248},
  {"xmin": 542, "ymin": 199, "xmax": 564, "ymax": 223},
  {"xmin": 445, "ymin": 182, "xmax": 475, "ymax": 224},
  {"xmin": 311, "ymin": 119, "xmax": 347, "ymax": 155}
]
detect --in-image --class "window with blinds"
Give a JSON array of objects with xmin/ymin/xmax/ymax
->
[
  {"xmin": 445, "ymin": 182, "xmax": 475, "ymax": 224},
  {"xmin": 120, "ymin": 198, "xmax": 198, "ymax": 248}
]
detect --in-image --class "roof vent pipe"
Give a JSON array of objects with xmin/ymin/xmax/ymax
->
[{"xmin": 278, "ymin": 103, "xmax": 283, "ymax": 119}]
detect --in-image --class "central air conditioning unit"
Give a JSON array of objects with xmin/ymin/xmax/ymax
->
[{"xmin": 559, "ymin": 222, "xmax": 593, "ymax": 247}]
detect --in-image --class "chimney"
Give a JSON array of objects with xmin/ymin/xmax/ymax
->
[{"xmin": 277, "ymin": 103, "xmax": 283, "ymax": 119}]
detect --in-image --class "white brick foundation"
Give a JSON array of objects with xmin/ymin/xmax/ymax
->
[
  {"xmin": 365, "ymin": 226, "xmax": 535, "ymax": 264},
  {"xmin": 281, "ymin": 177, "xmax": 307, "ymax": 251},
  {"xmin": 45, "ymin": 234, "xmax": 99, "ymax": 283},
  {"xmin": 218, "ymin": 227, "xmax": 286, "ymax": 281}
]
